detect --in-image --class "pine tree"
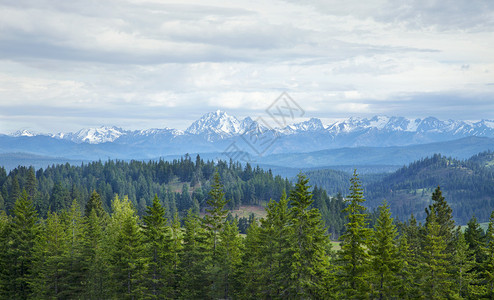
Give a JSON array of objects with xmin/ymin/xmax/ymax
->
[
  {"xmin": 2, "ymin": 190, "xmax": 39, "ymax": 299},
  {"xmin": 30, "ymin": 211, "xmax": 68, "ymax": 298},
  {"xmin": 25, "ymin": 167, "xmax": 37, "ymax": 202},
  {"xmin": 60, "ymin": 200, "xmax": 86, "ymax": 298},
  {"xmin": 0, "ymin": 210, "xmax": 10, "ymax": 293},
  {"xmin": 215, "ymin": 219, "xmax": 243, "ymax": 299},
  {"xmin": 237, "ymin": 219, "xmax": 263, "ymax": 299},
  {"xmin": 396, "ymin": 234, "xmax": 414, "ymax": 299},
  {"xmin": 419, "ymin": 207, "xmax": 452, "ymax": 299},
  {"xmin": 81, "ymin": 208, "xmax": 107, "ymax": 299},
  {"xmin": 465, "ymin": 215, "xmax": 486, "ymax": 266},
  {"xmin": 451, "ymin": 227, "xmax": 476, "ymax": 298},
  {"xmin": 142, "ymin": 194, "xmax": 170, "ymax": 298},
  {"xmin": 287, "ymin": 174, "xmax": 331, "ymax": 298},
  {"xmin": 257, "ymin": 192, "xmax": 293, "ymax": 298},
  {"xmin": 400, "ymin": 213, "xmax": 422, "ymax": 297},
  {"xmin": 482, "ymin": 210, "xmax": 494, "ymax": 298},
  {"xmin": 338, "ymin": 170, "xmax": 372, "ymax": 298},
  {"xmin": 178, "ymin": 209, "xmax": 211, "ymax": 299},
  {"xmin": 368, "ymin": 200, "xmax": 400, "ymax": 299},
  {"xmin": 85, "ymin": 190, "xmax": 107, "ymax": 219},
  {"xmin": 425, "ymin": 186, "xmax": 456, "ymax": 251},
  {"xmin": 203, "ymin": 171, "xmax": 229, "ymax": 257},
  {"xmin": 167, "ymin": 212, "xmax": 183, "ymax": 298},
  {"xmin": 107, "ymin": 195, "xmax": 147, "ymax": 298}
]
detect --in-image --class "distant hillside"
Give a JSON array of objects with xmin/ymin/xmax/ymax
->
[
  {"xmin": 259, "ymin": 136, "xmax": 494, "ymax": 168},
  {"xmin": 365, "ymin": 153, "xmax": 494, "ymax": 223},
  {"xmin": 308, "ymin": 151, "xmax": 494, "ymax": 224},
  {"xmin": 0, "ymin": 153, "xmax": 87, "ymax": 172}
]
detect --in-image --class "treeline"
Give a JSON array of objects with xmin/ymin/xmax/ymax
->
[
  {"xmin": 305, "ymin": 152, "xmax": 494, "ymax": 224},
  {"xmin": 0, "ymin": 157, "xmax": 347, "ymax": 236},
  {"xmin": 2, "ymin": 171, "xmax": 494, "ymax": 299},
  {"xmin": 367, "ymin": 153, "xmax": 494, "ymax": 223}
]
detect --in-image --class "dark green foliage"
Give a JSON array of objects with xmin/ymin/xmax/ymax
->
[
  {"xmin": 451, "ymin": 228, "xmax": 476, "ymax": 298},
  {"xmin": 338, "ymin": 170, "xmax": 372, "ymax": 298},
  {"xmin": 419, "ymin": 208, "xmax": 451, "ymax": 299},
  {"xmin": 107, "ymin": 195, "xmax": 147, "ymax": 299},
  {"xmin": 368, "ymin": 200, "xmax": 401, "ymax": 299},
  {"xmin": 287, "ymin": 174, "xmax": 332, "ymax": 298},
  {"xmin": 85, "ymin": 190, "xmax": 107, "ymax": 219},
  {"xmin": 425, "ymin": 186, "xmax": 456, "ymax": 251},
  {"xmin": 203, "ymin": 171, "xmax": 229, "ymax": 258},
  {"xmin": 141, "ymin": 194, "xmax": 174, "ymax": 298},
  {"xmin": 178, "ymin": 209, "xmax": 210, "ymax": 299},
  {"xmin": 3, "ymin": 163, "xmax": 494, "ymax": 299},
  {"xmin": 2, "ymin": 190, "xmax": 39, "ymax": 299}
]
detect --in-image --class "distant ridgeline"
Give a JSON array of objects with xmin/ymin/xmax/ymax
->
[{"xmin": 0, "ymin": 155, "xmax": 347, "ymax": 236}]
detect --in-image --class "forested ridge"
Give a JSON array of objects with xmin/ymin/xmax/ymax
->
[
  {"xmin": 305, "ymin": 151, "xmax": 494, "ymax": 224},
  {"xmin": 0, "ymin": 156, "xmax": 347, "ymax": 236},
  {"xmin": 2, "ymin": 170, "xmax": 494, "ymax": 299}
]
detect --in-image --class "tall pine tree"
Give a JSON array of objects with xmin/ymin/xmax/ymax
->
[{"xmin": 338, "ymin": 170, "xmax": 372, "ymax": 298}]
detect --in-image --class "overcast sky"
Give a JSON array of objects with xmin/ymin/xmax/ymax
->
[{"xmin": 1, "ymin": 0, "xmax": 493, "ymax": 133}]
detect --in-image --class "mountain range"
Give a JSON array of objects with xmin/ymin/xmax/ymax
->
[{"xmin": 2, "ymin": 111, "xmax": 494, "ymax": 170}]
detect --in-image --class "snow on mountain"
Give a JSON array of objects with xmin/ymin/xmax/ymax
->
[
  {"xmin": 186, "ymin": 110, "xmax": 242, "ymax": 139},
  {"xmin": 283, "ymin": 118, "xmax": 325, "ymax": 134},
  {"xmin": 6, "ymin": 112, "xmax": 494, "ymax": 151},
  {"xmin": 62, "ymin": 126, "xmax": 127, "ymax": 144},
  {"xmin": 137, "ymin": 128, "xmax": 184, "ymax": 137},
  {"xmin": 10, "ymin": 129, "xmax": 39, "ymax": 137}
]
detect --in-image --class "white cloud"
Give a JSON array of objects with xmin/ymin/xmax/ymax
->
[{"xmin": 0, "ymin": 0, "xmax": 493, "ymax": 133}]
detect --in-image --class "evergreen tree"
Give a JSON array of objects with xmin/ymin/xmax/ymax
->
[
  {"xmin": 368, "ymin": 200, "xmax": 400, "ymax": 299},
  {"xmin": 107, "ymin": 195, "xmax": 147, "ymax": 298},
  {"xmin": 142, "ymin": 194, "xmax": 170, "ymax": 298},
  {"xmin": 451, "ymin": 227, "xmax": 476, "ymax": 298},
  {"xmin": 419, "ymin": 207, "xmax": 452, "ymax": 299},
  {"xmin": 215, "ymin": 219, "xmax": 243, "ymax": 299},
  {"xmin": 203, "ymin": 171, "xmax": 229, "ymax": 257},
  {"xmin": 85, "ymin": 190, "xmax": 107, "ymax": 219},
  {"xmin": 178, "ymin": 209, "xmax": 211, "ymax": 299},
  {"xmin": 2, "ymin": 190, "xmax": 39, "ymax": 299},
  {"xmin": 257, "ymin": 192, "xmax": 293, "ymax": 298},
  {"xmin": 338, "ymin": 170, "xmax": 372, "ymax": 298},
  {"xmin": 425, "ymin": 186, "xmax": 456, "ymax": 251},
  {"xmin": 0, "ymin": 210, "xmax": 10, "ymax": 293},
  {"xmin": 167, "ymin": 212, "xmax": 183, "ymax": 298},
  {"xmin": 465, "ymin": 215, "xmax": 486, "ymax": 266},
  {"xmin": 25, "ymin": 167, "xmax": 37, "ymax": 202},
  {"xmin": 60, "ymin": 200, "xmax": 86, "ymax": 298},
  {"xmin": 81, "ymin": 208, "xmax": 107, "ymax": 299},
  {"xmin": 30, "ymin": 211, "xmax": 68, "ymax": 298},
  {"xmin": 287, "ymin": 174, "xmax": 331, "ymax": 298},
  {"xmin": 8, "ymin": 175, "xmax": 21, "ymax": 212},
  {"xmin": 400, "ymin": 213, "xmax": 422, "ymax": 296},
  {"xmin": 482, "ymin": 210, "xmax": 494, "ymax": 298},
  {"xmin": 396, "ymin": 234, "xmax": 414, "ymax": 299},
  {"xmin": 237, "ymin": 219, "xmax": 263, "ymax": 299}
]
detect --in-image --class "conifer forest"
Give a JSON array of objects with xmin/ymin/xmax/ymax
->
[{"xmin": 1, "ymin": 158, "xmax": 494, "ymax": 299}]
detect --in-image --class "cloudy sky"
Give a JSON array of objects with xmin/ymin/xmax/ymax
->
[{"xmin": 1, "ymin": 0, "xmax": 493, "ymax": 133}]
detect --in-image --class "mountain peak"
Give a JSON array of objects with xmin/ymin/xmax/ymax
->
[
  {"xmin": 11, "ymin": 129, "xmax": 38, "ymax": 137},
  {"xmin": 185, "ymin": 111, "xmax": 241, "ymax": 138},
  {"xmin": 64, "ymin": 126, "xmax": 126, "ymax": 144}
]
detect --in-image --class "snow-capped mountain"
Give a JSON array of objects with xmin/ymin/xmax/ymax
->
[
  {"xmin": 3, "ymin": 112, "xmax": 494, "ymax": 161},
  {"xmin": 57, "ymin": 126, "xmax": 127, "ymax": 144},
  {"xmin": 283, "ymin": 118, "xmax": 324, "ymax": 134},
  {"xmin": 10, "ymin": 129, "xmax": 40, "ymax": 137},
  {"xmin": 185, "ymin": 110, "xmax": 242, "ymax": 139}
]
